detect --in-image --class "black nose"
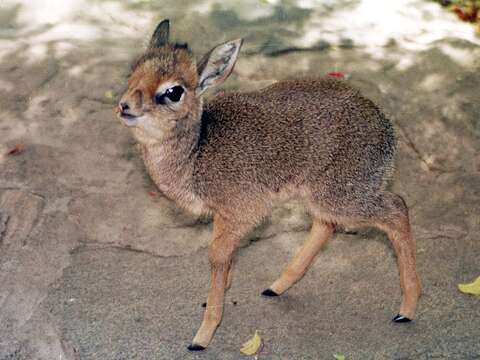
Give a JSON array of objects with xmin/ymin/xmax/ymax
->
[{"xmin": 120, "ymin": 102, "xmax": 130, "ymax": 112}]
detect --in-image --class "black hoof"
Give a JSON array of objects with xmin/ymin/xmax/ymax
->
[
  {"xmin": 187, "ymin": 344, "xmax": 206, "ymax": 352},
  {"xmin": 261, "ymin": 288, "xmax": 279, "ymax": 297},
  {"xmin": 392, "ymin": 314, "xmax": 412, "ymax": 323}
]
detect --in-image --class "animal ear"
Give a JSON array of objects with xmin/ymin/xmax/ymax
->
[
  {"xmin": 196, "ymin": 39, "xmax": 243, "ymax": 96},
  {"xmin": 149, "ymin": 19, "xmax": 170, "ymax": 48}
]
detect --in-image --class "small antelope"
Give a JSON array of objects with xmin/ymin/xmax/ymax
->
[{"xmin": 117, "ymin": 20, "xmax": 421, "ymax": 351}]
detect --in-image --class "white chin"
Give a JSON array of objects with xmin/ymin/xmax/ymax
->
[
  {"xmin": 121, "ymin": 116, "xmax": 139, "ymax": 127},
  {"xmin": 132, "ymin": 126, "xmax": 163, "ymax": 145}
]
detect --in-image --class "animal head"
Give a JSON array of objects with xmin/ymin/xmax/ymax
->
[{"xmin": 117, "ymin": 19, "xmax": 243, "ymax": 144}]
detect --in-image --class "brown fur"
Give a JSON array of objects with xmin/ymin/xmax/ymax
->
[{"xmin": 117, "ymin": 20, "xmax": 421, "ymax": 350}]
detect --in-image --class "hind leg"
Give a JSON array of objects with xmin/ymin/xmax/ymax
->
[
  {"xmin": 372, "ymin": 192, "xmax": 422, "ymax": 321},
  {"xmin": 262, "ymin": 218, "xmax": 334, "ymax": 296}
]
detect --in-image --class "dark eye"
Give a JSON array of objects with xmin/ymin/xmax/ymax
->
[
  {"xmin": 155, "ymin": 86, "xmax": 184, "ymax": 105},
  {"xmin": 165, "ymin": 86, "xmax": 184, "ymax": 102}
]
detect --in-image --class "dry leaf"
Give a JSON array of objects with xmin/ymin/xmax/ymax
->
[
  {"xmin": 458, "ymin": 276, "xmax": 480, "ymax": 295},
  {"xmin": 6, "ymin": 144, "xmax": 25, "ymax": 156},
  {"xmin": 328, "ymin": 71, "xmax": 345, "ymax": 79},
  {"xmin": 104, "ymin": 90, "xmax": 114, "ymax": 99},
  {"xmin": 240, "ymin": 330, "xmax": 262, "ymax": 356},
  {"xmin": 452, "ymin": 4, "xmax": 479, "ymax": 22}
]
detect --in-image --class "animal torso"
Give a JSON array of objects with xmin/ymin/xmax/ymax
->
[{"xmin": 193, "ymin": 78, "xmax": 395, "ymax": 216}]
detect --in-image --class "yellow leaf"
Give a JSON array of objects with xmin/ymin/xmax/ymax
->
[
  {"xmin": 240, "ymin": 330, "xmax": 262, "ymax": 356},
  {"xmin": 104, "ymin": 90, "xmax": 114, "ymax": 99},
  {"xmin": 458, "ymin": 276, "xmax": 480, "ymax": 295},
  {"xmin": 334, "ymin": 354, "xmax": 346, "ymax": 360}
]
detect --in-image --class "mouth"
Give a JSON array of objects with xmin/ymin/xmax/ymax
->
[{"xmin": 116, "ymin": 108, "xmax": 140, "ymax": 127}]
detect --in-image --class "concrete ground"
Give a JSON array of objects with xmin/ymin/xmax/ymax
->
[{"xmin": 1, "ymin": 0, "xmax": 479, "ymax": 359}]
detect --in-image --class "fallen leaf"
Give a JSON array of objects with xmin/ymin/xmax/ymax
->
[
  {"xmin": 6, "ymin": 144, "xmax": 25, "ymax": 156},
  {"xmin": 334, "ymin": 354, "xmax": 346, "ymax": 360},
  {"xmin": 148, "ymin": 191, "xmax": 159, "ymax": 198},
  {"xmin": 453, "ymin": 6, "xmax": 467, "ymax": 20},
  {"xmin": 452, "ymin": 4, "xmax": 478, "ymax": 22},
  {"xmin": 328, "ymin": 71, "xmax": 345, "ymax": 79},
  {"xmin": 458, "ymin": 276, "xmax": 480, "ymax": 295},
  {"xmin": 104, "ymin": 90, "xmax": 115, "ymax": 99},
  {"xmin": 240, "ymin": 330, "xmax": 262, "ymax": 356}
]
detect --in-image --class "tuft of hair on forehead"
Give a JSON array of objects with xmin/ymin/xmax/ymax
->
[
  {"xmin": 132, "ymin": 43, "xmax": 191, "ymax": 69},
  {"xmin": 129, "ymin": 43, "xmax": 198, "ymax": 89}
]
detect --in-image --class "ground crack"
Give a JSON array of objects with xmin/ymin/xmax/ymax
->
[
  {"xmin": 37, "ymin": 59, "xmax": 60, "ymax": 89},
  {"xmin": 69, "ymin": 241, "xmax": 200, "ymax": 259},
  {"xmin": 0, "ymin": 187, "xmax": 46, "ymax": 201},
  {"xmin": 0, "ymin": 211, "xmax": 10, "ymax": 246},
  {"xmin": 396, "ymin": 123, "xmax": 454, "ymax": 174}
]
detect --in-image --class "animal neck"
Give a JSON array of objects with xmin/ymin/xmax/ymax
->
[{"xmin": 141, "ymin": 115, "xmax": 202, "ymax": 212}]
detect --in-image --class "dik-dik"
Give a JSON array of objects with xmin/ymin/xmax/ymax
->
[{"xmin": 117, "ymin": 20, "xmax": 421, "ymax": 351}]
